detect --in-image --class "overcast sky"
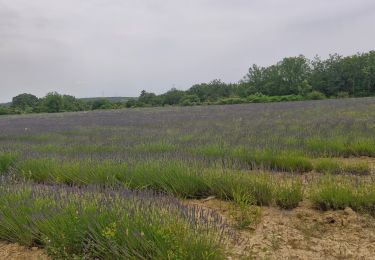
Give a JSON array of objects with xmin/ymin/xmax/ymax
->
[{"xmin": 0, "ymin": 0, "xmax": 374, "ymax": 102}]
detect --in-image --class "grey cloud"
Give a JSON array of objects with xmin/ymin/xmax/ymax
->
[{"xmin": 0, "ymin": 0, "xmax": 374, "ymax": 102}]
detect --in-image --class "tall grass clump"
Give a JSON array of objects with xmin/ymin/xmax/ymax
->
[
  {"xmin": 16, "ymin": 158, "xmax": 210, "ymax": 198},
  {"xmin": 315, "ymin": 159, "xmax": 371, "ymax": 175},
  {"xmin": 0, "ymin": 180, "xmax": 226, "ymax": 259},
  {"xmin": 231, "ymin": 148, "xmax": 313, "ymax": 173},
  {"xmin": 0, "ymin": 152, "xmax": 17, "ymax": 173},
  {"xmin": 350, "ymin": 138, "xmax": 375, "ymax": 157},
  {"xmin": 314, "ymin": 159, "xmax": 342, "ymax": 174},
  {"xmin": 306, "ymin": 137, "xmax": 375, "ymax": 157},
  {"xmin": 275, "ymin": 180, "xmax": 303, "ymax": 209},
  {"xmin": 191, "ymin": 144, "xmax": 230, "ymax": 158},
  {"xmin": 310, "ymin": 176, "xmax": 356, "ymax": 210},
  {"xmin": 124, "ymin": 160, "xmax": 209, "ymax": 198},
  {"xmin": 16, "ymin": 158, "xmax": 128, "ymax": 185},
  {"xmin": 311, "ymin": 176, "xmax": 375, "ymax": 215},
  {"xmin": 204, "ymin": 170, "xmax": 274, "ymax": 206}
]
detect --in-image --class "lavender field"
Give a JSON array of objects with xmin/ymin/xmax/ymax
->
[{"xmin": 1, "ymin": 97, "xmax": 375, "ymax": 258}]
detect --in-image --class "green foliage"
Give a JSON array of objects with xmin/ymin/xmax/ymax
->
[
  {"xmin": 231, "ymin": 190, "xmax": 261, "ymax": 229},
  {"xmin": 91, "ymin": 98, "xmax": 112, "ymax": 110},
  {"xmin": 315, "ymin": 159, "xmax": 371, "ymax": 175},
  {"xmin": 0, "ymin": 153, "xmax": 17, "ymax": 173},
  {"xmin": 5, "ymin": 50, "xmax": 375, "ymax": 114},
  {"xmin": 315, "ymin": 159, "xmax": 342, "ymax": 174},
  {"xmin": 305, "ymin": 91, "xmax": 326, "ymax": 100},
  {"xmin": 162, "ymin": 88, "xmax": 186, "ymax": 105},
  {"xmin": 343, "ymin": 162, "xmax": 371, "ymax": 175},
  {"xmin": 275, "ymin": 181, "xmax": 303, "ymax": 209},
  {"xmin": 0, "ymin": 182, "xmax": 225, "ymax": 259},
  {"xmin": 16, "ymin": 159, "xmax": 209, "ymax": 198},
  {"xmin": 11, "ymin": 93, "xmax": 39, "ymax": 111},
  {"xmin": 311, "ymin": 176, "xmax": 375, "ymax": 215},
  {"xmin": 310, "ymin": 177, "xmax": 357, "ymax": 210},
  {"xmin": 0, "ymin": 105, "xmax": 11, "ymax": 115},
  {"xmin": 180, "ymin": 94, "xmax": 200, "ymax": 106},
  {"xmin": 62, "ymin": 95, "xmax": 87, "ymax": 111},
  {"xmin": 306, "ymin": 137, "xmax": 375, "ymax": 157},
  {"xmin": 42, "ymin": 92, "xmax": 64, "ymax": 113},
  {"xmin": 15, "ymin": 157, "xmax": 308, "ymax": 207},
  {"xmin": 204, "ymin": 170, "xmax": 274, "ymax": 206},
  {"xmin": 231, "ymin": 148, "xmax": 313, "ymax": 172},
  {"xmin": 133, "ymin": 142, "xmax": 177, "ymax": 153},
  {"xmin": 337, "ymin": 91, "xmax": 350, "ymax": 98}
]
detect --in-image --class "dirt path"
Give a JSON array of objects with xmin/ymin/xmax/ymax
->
[
  {"xmin": 0, "ymin": 242, "xmax": 48, "ymax": 260},
  {"xmin": 189, "ymin": 199, "xmax": 375, "ymax": 259}
]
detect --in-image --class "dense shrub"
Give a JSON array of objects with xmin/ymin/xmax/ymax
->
[{"xmin": 306, "ymin": 91, "xmax": 326, "ymax": 100}]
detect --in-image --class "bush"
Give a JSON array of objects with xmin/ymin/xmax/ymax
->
[
  {"xmin": 337, "ymin": 91, "xmax": 350, "ymax": 98},
  {"xmin": 306, "ymin": 91, "xmax": 326, "ymax": 100},
  {"xmin": 217, "ymin": 97, "xmax": 246, "ymax": 105},
  {"xmin": 91, "ymin": 99, "xmax": 113, "ymax": 110},
  {"xmin": 0, "ymin": 106, "xmax": 11, "ymax": 115}
]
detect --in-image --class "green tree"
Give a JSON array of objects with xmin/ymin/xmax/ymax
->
[
  {"xmin": 42, "ymin": 92, "xmax": 64, "ymax": 113},
  {"xmin": 91, "ymin": 99, "xmax": 112, "ymax": 110},
  {"xmin": 0, "ymin": 105, "xmax": 10, "ymax": 115},
  {"xmin": 11, "ymin": 93, "xmax": 39, "ymax": 111},
  {"xmin": 62, "ymin": 95, "xmax": 85, "ymax": 111},
  {"xmin": 162, "ymin": 88, "xmax": 185, "ymax": 105}
]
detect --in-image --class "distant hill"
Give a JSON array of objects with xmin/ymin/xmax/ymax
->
[
  {"xmin": 0, "ymin": 102, "xmax": 11, "ymax": 107},
  {"xmin": 79, "ymin": 97, "xmax": 135, "ymax": 103},
  {"xmin": 1, "ymin": 97, "xmax": 135, "ymax": 106}
]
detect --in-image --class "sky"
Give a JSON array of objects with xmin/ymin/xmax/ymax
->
[{"xmin": 0, "ymin": 0, "xmax": 375, "ymax": 102}]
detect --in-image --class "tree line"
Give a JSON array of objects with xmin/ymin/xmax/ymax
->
[{"xmin": 1, "ymin": 51, "xmax": 374, "ymax": 115}]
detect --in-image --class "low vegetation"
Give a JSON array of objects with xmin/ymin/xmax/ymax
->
[
  {"xmin": 0, "ymin": 179, "xmax": 226, "ymax": 259},
  {"xmin": 311, "ymin": 176, "xmax": 375, "ymax": 215},
  {"xmin": 315, "ymin": 159, "xmax": 371, "ymax": 175},
  {"xmin": 0, "ymin": 152, "xmax": 17, "ymax": 173}
]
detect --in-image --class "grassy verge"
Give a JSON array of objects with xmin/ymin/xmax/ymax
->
[{"xmin": 0, "ymin": 180, "xmax": 226, "ymax": 259}]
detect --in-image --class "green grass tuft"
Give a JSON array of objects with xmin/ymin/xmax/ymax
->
[
  {"xmin": 0, "ymin": 152, "xmax": 17, "ymax": 173},
  {"xmin": 275, "ymin": 181, "xmax": 303, "ymax": 209},
  {"xmin": 315, "ymin": 159, "xmax": 371, "ymax": 175}
]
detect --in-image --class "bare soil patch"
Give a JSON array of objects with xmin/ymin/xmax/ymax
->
[
  {"xmin": 0, "ymin": 242, "xmax": 48, "ymax": 260},
  {"xmin": 189, "ymin": 199, "xmax": 375, "ymax": 259}
]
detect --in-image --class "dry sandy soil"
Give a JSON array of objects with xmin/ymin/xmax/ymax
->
[
  {"xmin": 188, "ymin": 199, "xmax": 375, "ymax": 260},
  {"xmin": 0, "ymin": 242, "xmax": 48, "ymax": 260}
]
